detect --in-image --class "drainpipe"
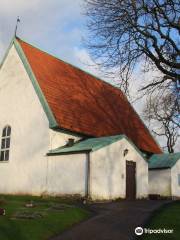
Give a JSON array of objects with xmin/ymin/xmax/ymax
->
[{"xmin": 86, "ymin": 152, "xmax": 91, "ymax": 199}]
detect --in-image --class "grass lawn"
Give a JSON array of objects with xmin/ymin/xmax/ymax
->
[
  {"xmin": 141, "ymin": 201, "xmax": 180, "ymax": 240},
  {"xmin": 0, "ymin": 195, "xmax": 90, "ymax": 240}
]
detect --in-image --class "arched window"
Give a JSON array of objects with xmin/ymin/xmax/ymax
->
[{"xmin": 0, "ymin": 126, "xmax": 11, "ymax": 161}]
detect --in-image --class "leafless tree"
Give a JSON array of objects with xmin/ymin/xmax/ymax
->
[
  {"xmin": 143, "ymin": 88, "xmax": 179, "ymax": 153},
  {"xmin": 84, "ymin": 0, "xmax": 180, "ymax": 93}
]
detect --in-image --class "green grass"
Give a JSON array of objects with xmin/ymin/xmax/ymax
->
[
  {"xmin": 141, "ymin": 201, "xmax": 180, "ymax": 240},
  {"xmin": 0, "ymin": 195, "xmax": 90, "ymax": 240}
]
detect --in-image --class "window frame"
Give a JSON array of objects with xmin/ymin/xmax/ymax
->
[{"xmin": 0, "ymin": 126, "xmax": 11, "ymax": 162}]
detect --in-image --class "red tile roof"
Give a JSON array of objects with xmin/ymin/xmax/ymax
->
[{"xmin": 17, "ymin": 38, "xmax": 162, "ymax": 154}]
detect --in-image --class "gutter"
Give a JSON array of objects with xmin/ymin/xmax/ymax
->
[
  {"xmin": 149, "ymin": 167, "xmax": 170, "ymax": 170},
  {"xmin": 46, "ymin": 150, "xmax": 90, "ymax": 156}
]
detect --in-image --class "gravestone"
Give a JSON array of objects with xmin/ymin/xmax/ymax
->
[{"xmin": 0, "ymin": 208, "xmax": 5, "ymax": 215}]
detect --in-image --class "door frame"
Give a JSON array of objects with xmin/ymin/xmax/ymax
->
[{"xmin": 126, "ymin": 160, "xmax": 136, "ymax": 200}]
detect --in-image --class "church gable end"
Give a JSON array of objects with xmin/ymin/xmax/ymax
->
[{"xmin": 0, "ymin": 43, "xmax": 50, "ymax": 161}]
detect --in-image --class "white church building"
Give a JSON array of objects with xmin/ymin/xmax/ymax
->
[{"xmin": 0, "ymin": 37, "xmax": 163, "ymax": 200}]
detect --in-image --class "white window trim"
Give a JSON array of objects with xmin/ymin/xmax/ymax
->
[{"xmin": 0, "ymin": 126, "xmax": 11, "ymax": 162}]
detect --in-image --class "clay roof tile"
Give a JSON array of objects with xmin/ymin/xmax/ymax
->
[{"xmin": 17, "ymin": 38, "xmax": 162, "ymax": 154}]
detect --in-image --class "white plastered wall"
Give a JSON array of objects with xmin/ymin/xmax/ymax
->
[
  {"xmin": 49, "ymin": 129, "xmax": 82, "ymax": 150},
  {"xmin": 46, "ymin": 154, "xmax": 87, "ymax": 196},
  {"xmin": 148, "ymin": 169, "xmax": 171, "ymax": 196},
  {"xmin": 171, "ymin": 159, "xmax": 180, "ymax": 198},
  {"xmin": 0, "ymin": 45, "xmax": 84, "ymax": 196},
  {"xmin": 0, "ymin": 45, "xmax": 50, "ymax": 195},
  {"xmin": 89, "ymin": 138, "xmax": 148, "ymax": 200}
]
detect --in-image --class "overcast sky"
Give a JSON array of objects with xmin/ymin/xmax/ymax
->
[{"xmin": 0, "ymin": 0, "xmax": 179, "ymax": 151}]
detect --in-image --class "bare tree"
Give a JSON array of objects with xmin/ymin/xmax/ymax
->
[
  {"xmin": 84, "ymin": 0, "xmax": 180, "ymax": 93},
  {"xmin": 84, "ymin": 0, "xmax": 180, "ymax": 150},
  {"xmin": 143, "ymin": 89, "xmax": 179, "ymax": 153}
]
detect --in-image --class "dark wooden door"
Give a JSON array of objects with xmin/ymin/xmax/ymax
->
[{"xmin": 126, "ymin": 161, "xmax": 136, "ymax": 200}]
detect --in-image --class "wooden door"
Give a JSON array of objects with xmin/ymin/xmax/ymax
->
[{"xmin": 126, "ymin": 161, "xmax": 136, "ymax": 200}]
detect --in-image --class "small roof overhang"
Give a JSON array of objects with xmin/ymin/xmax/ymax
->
[
  {"xmin": 47, "ymin": 135, "xmax": 124, "ymax": 156},
  {"xmin": 148, "ymin": 153, "xmax": 180, "ymax": 170}
]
